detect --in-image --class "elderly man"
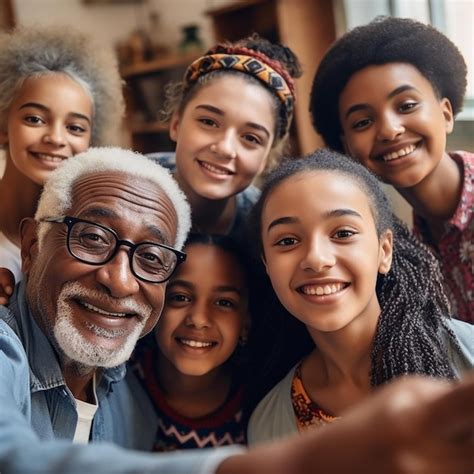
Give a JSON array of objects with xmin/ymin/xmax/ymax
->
[{"xmin": 0, "ymin": 147, "xmax": 473, "ymax": 473}]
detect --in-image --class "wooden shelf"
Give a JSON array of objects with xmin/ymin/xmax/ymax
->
[
  {"xmin": 205, "ymin": 0, "xmax": 266, "ymax": 16},
  {"xmin": 121, "ymin": 51, "xmax": 203, "ymax": 78}
]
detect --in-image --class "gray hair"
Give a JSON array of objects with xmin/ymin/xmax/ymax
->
[
  {"xmin": 0, "ymin": 25, "xmax": 124, "ymax": 145},
  {"xmin": 35, "ymin": 147, "xmax": 192, "ymax": 250}
]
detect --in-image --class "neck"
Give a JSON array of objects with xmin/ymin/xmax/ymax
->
[
  {"xmin": 174, "ymin": 171, "xmax": 236, "ymax": 234},
  {"xmin": 62, "ymin": 363, "xmax": 97, "ymax": 403},
  {"xmin": 305, "ymin": 309, "xmax": 380, "ymax": 389},
  {"xmin": 0, "ymin": 156, "xmax": 42, "ymax": 246},
  {"xmin": 155, "ymin": 348, "xmax": 232, "ymax": 418},
  {"xmin": 397, "ymin": 152, "xmax": 463, "ymax": 223}
]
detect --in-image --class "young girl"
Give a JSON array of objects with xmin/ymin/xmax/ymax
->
[
  {"xmin": 309, "ymin": 16, "xmax": 472, "ymax": 322},
  {"xmin": 132, "ymin": 233, "xmax": 251, "ymax": 450},
  {"xmin": 0, "ymin": 25, "xmax": 124, "ymax": 281},
  {"xmin": 149, "ymin": 34, "xmax": 301, "ymax": 240},
  {"xmin": 245, "ymin": 149, "xmax": 473, "ymax": 444}
]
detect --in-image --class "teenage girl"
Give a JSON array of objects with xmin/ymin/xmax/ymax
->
[
  {"xmin": 310, "ymin": 17, "xmax": 472, "ymax": 322},
  {"xmin": 245, "ymin": 149, "xmax": 473, "ymax": 444},
  {"xmin": 132, "ymin": 233, "xmax": 251, "ymax": 450},
  {"xmin": 0, "ymin": 25, "xmax": 124, "ymax": 281},
  {"xmin": 150, "ymin": 34, "xmax": 301, "ymax": 239}
]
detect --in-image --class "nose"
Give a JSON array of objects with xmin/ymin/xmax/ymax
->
[
  {"xmin": 211, "ymin": 130, "xmax": 237, "ymax": 160},
  {"xmin": 185, "ymin": 300, "xmax": 212, "ymax": 329},
  {"xmin": 299, "ymin": 237, "xmax": 336, "ymax": 273},
  {"xmin": 95, "ymin": 249, "xmax": 140, "ymax": 298},
  {"xmin": 43, "ymin": 123, "xmax": 66, "ymax": 147},
  {"xmin": 376, "ymin": 113, "xmax": 404, "ymax": 142}
]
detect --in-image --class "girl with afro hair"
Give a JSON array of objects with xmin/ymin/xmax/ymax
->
[{"xmin": 310, "ymin": 16, "xmax": 472, "ymax": 323}]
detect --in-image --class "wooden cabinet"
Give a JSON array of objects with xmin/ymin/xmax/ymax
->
[
  {"xmin": 121, "ymin": 51, "xmax": 201, "ymax": 153},
  {"xmin": 206, "ymin": 0, "xmax": 336, "ymax": 155}
]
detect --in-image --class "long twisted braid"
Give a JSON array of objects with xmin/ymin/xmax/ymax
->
[{"xmin": 371, "ymin": 219, "xmax": 458, "ymax": 385}]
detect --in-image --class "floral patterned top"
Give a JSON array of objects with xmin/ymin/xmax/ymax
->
[
  {"xmin": 413, "ymin": 151, "xmax": 473, "ymax": 323},
  {"xmin": 291, "ymin": 365, "xmax": 338, "ymax": 432}
]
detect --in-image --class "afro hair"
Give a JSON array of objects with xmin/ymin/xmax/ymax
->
[{"xmin": 310, "ymin": 16, "xmax": 467, "ymax": 152}]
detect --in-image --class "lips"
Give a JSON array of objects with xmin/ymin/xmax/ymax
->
[
  {"xmin": 175, "ymin": 336, "xmax": 218, "ymax": 349},
  {"xmin": 198, "ymin": 159, "xmax": 234, "ymax": 176},
  {"xmin": 298, "ymin": 282, "xmax": 348, "ymax": 296},
  {"xmin": 378, "ymin": 143, "xmax": 419, "ymax": 162},
  {"xmin": 31, "ymin": 151, "xmax": 68, "ymax": 163},
  {"xmin": 78, "ymin": 299, "xmax": 133, "ymax": 318}
]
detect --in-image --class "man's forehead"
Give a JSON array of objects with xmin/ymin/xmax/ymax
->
[
  {"xmin": 72, "ymin": 171, "xmax": 172, "ymax": 206},
  {"xmin": 68, "ymin": 171, "xmax": 178, "ymax": 243}
]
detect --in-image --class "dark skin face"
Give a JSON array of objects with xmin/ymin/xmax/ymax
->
[
  {"xmin": 338, "ymin": 63, "xmax": 454, "ymax": 189},
  {"xmin": 21, "ymin": 171, "xmax": 178, "ymax": 399}
]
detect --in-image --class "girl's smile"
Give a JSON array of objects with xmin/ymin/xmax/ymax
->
[
  {"xmin": 338, "ymin": 62, "xmax": 454, "ymax": 188},
  {"xmin": 155, "ymin": 243, "xmax": 248, "ymax": 377},
  {"xmin": 261, "ymin": 170, "xmax": 392, "ymax": 334},
  {"xmin": 170, "ymin": 75, "xmax": 275, "ymax": 202},
  {"xmin": 6, "ymin": 73, "xmax": 93, "ymax": 186}
]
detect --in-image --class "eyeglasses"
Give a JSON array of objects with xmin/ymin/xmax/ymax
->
[{"xmin": 41, "ymin": 216, "xmax": 186, "ymax": 283}]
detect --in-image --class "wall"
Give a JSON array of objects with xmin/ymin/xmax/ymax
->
[{"xmin": 13, "ymin": 0, "xmax": 235, "ymax": 52}]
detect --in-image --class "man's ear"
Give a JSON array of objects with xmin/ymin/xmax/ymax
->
[
  {"xmin": 20, "ymin": 218, "xmax": 39, "ymax": 274},
  {"xmin": 440, "ymin": 98, "xmax": 454, "ymax": 134},
  {"xmin": 378, "ymin": 229, "xmax": 393, "ymax": 275},
  {"xmin": 169, "ymin": 111, "xmax": 180, "ymax": 143}
]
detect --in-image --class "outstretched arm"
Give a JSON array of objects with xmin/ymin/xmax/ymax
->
[{"xmin": 219, "ymin": 375, "xmax": 474, "ymax": 474}]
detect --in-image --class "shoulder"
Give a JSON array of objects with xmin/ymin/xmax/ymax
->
[
  {"xmin": 237, "ymin": 185, "xmax": 261, "ymax": 208},
  {"xmin": 146, "ymin": 152, "xmax": 177, "ymax": 172},
  {"xmin": 443, "ymin": 318, "xmax": 474, "ymax": 374},
  {"xmin": 0, "ymin": 317, "xmax": 29, "ymax": 402},
  {"xmin": 247, "ymin": 364, "xmax": 298, "ymax": 445}
]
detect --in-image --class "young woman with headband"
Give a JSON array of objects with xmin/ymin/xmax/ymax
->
[{"xmin": 150, "ymin": 35, "xmax": 301, "ymax": 240}]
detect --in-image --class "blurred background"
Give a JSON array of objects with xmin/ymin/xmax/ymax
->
[{"xmin": 1, "ymin": 0, "xmax": 473, "ymax": 224}]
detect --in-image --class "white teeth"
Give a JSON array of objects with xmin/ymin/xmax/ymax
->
[
  {"xmin": 80, "ymin": 301, "xmax": 128, "ymax": 317},
  {"xmin": 382, "ymin": 144, "xmax": 416, "ymax": 161},
  {"xmin": 179, "ymin": 338, "xmax": 214, "ymax": 348},
  {"xmin": 302, "ymin": 283, "xmax": 344, "ymax": 296},
  {"xmin": 200, "ymin": 161, "xmax": 231, "ymax": 175},
  {"xmin": 36, "ymin": 153, "xmax": 66, "ymax": 162}
]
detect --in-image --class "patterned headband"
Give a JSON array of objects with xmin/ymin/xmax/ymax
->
[{"xmin": 184, "ymin": 48, "xmax": 295, "ymax": 138}]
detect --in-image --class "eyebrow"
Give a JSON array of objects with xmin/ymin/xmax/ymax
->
[
  {"xmin": 195, "ymin": 104, "xmax": 271, "ymax": 139},
  {"xmin": 267, "ymin": 208, "xmax": 363, "ymax": 232},
  {"xmin": 344, "ymin": 84, "xmax": 418, "ymax": 119},
  {"xmin": 81, "ymin": 208, "xmax": 170, "ymax": 243},
  {"xmin": 19, "ymin": 102, "xmax": 92, "ymax": 123}
]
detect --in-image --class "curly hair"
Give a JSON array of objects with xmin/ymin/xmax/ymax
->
[
  {"xmin": 0, "ymin": 25, "xmax": 124, "ymax": 146},
  {"xmin": 310, "ymin": 16, "xmax": 468, "ymax": 152},
  {"xmin": 244, "ymin": 148, "xmax": 460, "ymax": 412},
  {"xmin": 162, "ymin": 34, "xmax": 302, "ymax": 168}
]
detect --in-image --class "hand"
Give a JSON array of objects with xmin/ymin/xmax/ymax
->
[
  {"xmin": 330, "ymin": 374, "xmax": 474, "ymax": 474},
  {"xmin": 0, "ymin": 268, "xmax": 15, "ymax": 305},
  {"xmin": 219, "ymin": 375, "xmax": 474, "ymax": 474}
]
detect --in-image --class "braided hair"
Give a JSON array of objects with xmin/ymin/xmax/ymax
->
[{"xmin": 247, "ymin": 148, "xmax": 460, "ymax": 403}]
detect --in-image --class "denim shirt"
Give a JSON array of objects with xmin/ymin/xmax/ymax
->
[{"xmin": 0, "ymin": 281, "xmax": 243, "ymax": 473}]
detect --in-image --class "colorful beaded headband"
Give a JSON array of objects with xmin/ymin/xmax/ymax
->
[{"xmin": 184, "ymin": 47, "xmax": 295, "ymax": 138}]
